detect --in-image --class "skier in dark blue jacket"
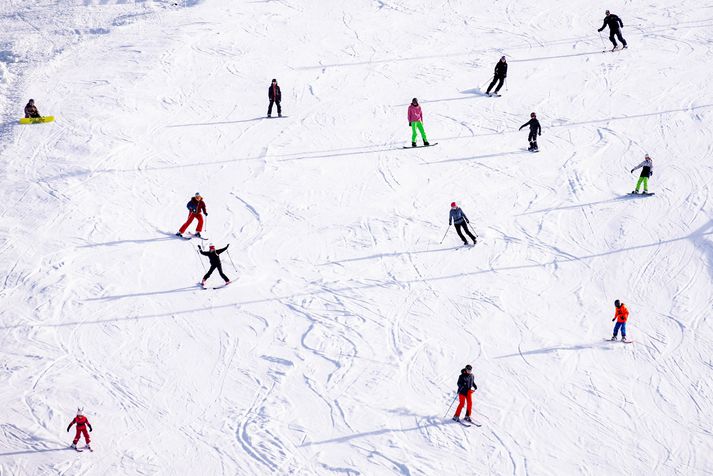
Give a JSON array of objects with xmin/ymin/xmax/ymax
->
[
  {"xmin": 449, "ymin": 202, "xmax": 477, "ymax": 245},
  {"xmin": 598, "ymin": 10, "xmax": 628, "ymax": 50}
]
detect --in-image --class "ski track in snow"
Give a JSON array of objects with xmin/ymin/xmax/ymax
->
[{"xmin": 1, "ymin": 0, "xmax": 713, "ymax": 474}]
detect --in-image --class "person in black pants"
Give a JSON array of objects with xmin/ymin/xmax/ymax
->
[
  {"xmin": 267, "ymin": 78, "xmax": 282, "ymax": 117},
  {"xmin": 485, "ymin": 56, "xmax": 508, "ymax": 96},
  {"xmin": 199, "ymin": 244, "xmax": 231, "ymax": 286},
  {"xmin": 519, "ymin": 112, "xmax": 541, "ymax": 151},
  {"xmin": 449, "ymin": 202, "xmax": 477, "ymax": 245},
  {"xmin": 598, "ymin": 10, "xmax": 627, "ymax": 50}
]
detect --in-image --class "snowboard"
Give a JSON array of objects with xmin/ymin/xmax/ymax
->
[
  {"xmin": 628, "ymin": 192, "xmax": 655, "ymax": 196},
  {"xmin": 19, "ymin": 116, "xmax": 54, "ymax": 124},
  {"xmin": 604, "ymin": 338, "xmax": 633, "ymax": 344},
  {"xmin": 403, "ymin": 143, "xmax": 438, "ymax": 149},
  {"xmin": 266, "ymin": 115, "xmax": 288, "ymax": 119}
]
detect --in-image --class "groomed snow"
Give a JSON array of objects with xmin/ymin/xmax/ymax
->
[{"xmin": 1, "ymin": 0, "xmax": 712, "ymax": 474}]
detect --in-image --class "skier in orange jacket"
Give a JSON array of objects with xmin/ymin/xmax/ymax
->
[{"xmin": 611, "ymin": 299, "xmax": 629, "ymax": 341}]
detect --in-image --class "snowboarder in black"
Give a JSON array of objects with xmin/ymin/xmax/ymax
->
[
  {"xmin": 598, "ymin": 10, "xmax": 627, "ymax": 50},
  {"xmin": 268, "ymin": 79, "xmax": 282, "ymax": 118},
  {"xmin": 452, "ymin": 365, "xmax": 477, "ymax": 422},
  {"xmin": 519, "ymin": 112, "xmax": 541, "ymax": 151},
  {"xmin": 449, "ymin": 202, "xmax": 477, "ymax": 245},
  {"xmin": 199, "ymin": 244, "xmax": 231, "ymax": 286},
  {"xmin": 485, "ymin": 56, "xmax": 508, "ymax": 96},
  {"xmin": 24, "ymin": 99, "xmax": 41, "ymax": 118}
]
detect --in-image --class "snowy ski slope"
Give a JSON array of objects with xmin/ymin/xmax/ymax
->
[{"xmin": 1, "ymin": 0, "xmax": 713, "ymax": 474}]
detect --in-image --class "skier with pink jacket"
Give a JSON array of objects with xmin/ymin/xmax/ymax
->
[{"xmin": 408, "ymin": 98, "xmax": 430, "ymax": 147}]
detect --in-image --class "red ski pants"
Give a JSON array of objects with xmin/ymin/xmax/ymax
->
[
  {"xmin": 179, "ymin": 212, "xmax": 204, "ymax": 233},
  {"xmin": 454, "ymin": 390, "xmax": 474, "ymax": 417},
  {"xmin": 73, "ymin": 427, "xmax": 90, "ymax": 445}
]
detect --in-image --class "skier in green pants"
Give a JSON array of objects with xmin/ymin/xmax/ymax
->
[
  {"xmin": 408, "ymin": 98, "xmax": 430, "ymax": 147},
  {"xmin": 631, "ymin": 153, "xmax": 653, "ymax": 194}
]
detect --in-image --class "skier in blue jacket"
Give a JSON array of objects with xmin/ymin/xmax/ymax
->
[{"xmin": 449, "ymin": 202, "xmax": 477, "ymax": 245}]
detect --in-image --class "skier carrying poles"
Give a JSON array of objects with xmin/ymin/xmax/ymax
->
[
  {"xmin": 598, "ymin": 10, "xmax": 628, "ymax": 51},
  {"xmin": 198, "ymin": 244, "xmax": 231, "ymax": 287},
  {"xmin": 449, "ymin": 202, "xmax": 477, "ymax": 246},
  {"xmin": 452, "ymin": 365, "xmax": 478, "ymax": 423},
  {"xmin": 176, "ymin": 193, "xmax": 208, "ymax": 238},
  {"xmin": 485, "ymin": 56, "xmax": 508, "ymax": 97}
]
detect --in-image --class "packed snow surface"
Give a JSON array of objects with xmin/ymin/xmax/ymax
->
[{"xmin": 1, "ymin": 0, "xmax": 713, "ymax": 474}]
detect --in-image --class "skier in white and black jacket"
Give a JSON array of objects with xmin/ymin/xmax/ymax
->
[{"xmin": 630, "ymin": 153, "xmax": 653, "ymax": 194}]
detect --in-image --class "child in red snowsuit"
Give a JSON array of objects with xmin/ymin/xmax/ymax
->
[
  {"xmin": 67, "ymin": 408, "xmax": 92, "ymax": 449},
  {"xmin": 176, "ymin": 193, "xmax": 208, "ymax": 238}
]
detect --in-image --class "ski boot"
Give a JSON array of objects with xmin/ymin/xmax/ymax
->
[
  {"xmin": 278, "ymin": 113, "xmax": 282, "ymax": 118},
  {"xmin": 611, "ymin": 336, "xmax": 618, "ymax": 341},
  {"xmin": 411, "ymin": 142, "xmax": 417, "ymax": 147},
  {"xmin": 267, "ymin": 114, "xmax": 271, "ymax": 118},
  {"xmin": 86, "ymin": 444, "xmax": 92, "ymax": 451},
  {"xmin": 201, "ymin": 279, "xmax": 207, "ymax": 287},
  {"xmin": 70, "ymin": 443, "xmax": 77, "ymax": 449},
  {"xmin": 452, "ymin": 416, "xmax": 460, "ymax": 422},
  {"xmin": 631, "ymin": 190, "xmax": 640, "ymax": 194},
  {"xmin": 175, "ymin": 232, "xmax": 182, "ymax": 237},
  {"xmin": 424, "ymin": 141, "xmax": 430, "ymax": 146},
  {"xmin": 623, "ymin": 44, "xmax": 628, "ymax": 49},
  {"xmin": 195, "ymin": 232, "xmax": 202, "ymax": 238},
  {"xmin": 464, "ymin": 416, "xmax": 473, "ymax": 423},
  {"xmin": 224, "ymin": 280, "xmax": 231, "ymax": 285}
]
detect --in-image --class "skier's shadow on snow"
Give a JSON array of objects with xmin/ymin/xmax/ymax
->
[
  {"xmin": 84, "ymin": 286, "xmax": 198, "ymax": 301},
  {"xmin": 320, "ymin": 246, "xmax": 462, "ymax": 265},
  {"xmin": 166, "ymin": 117, "xmax": 265, "ymax": 128},
  {"xmin": 77, "ymin": 237, "xmax": 174, "ymax": 248},
  {"xmin": 494, "ymin": 341, "xmax": 610, "ymax": 360},
  {"xmin": 0, "ymin": 447, "xmax": 70, "ymax": 457},
  {"xmin": 517, "ymin": 195, "xmax": 639, "ymax": 215},
  {"xmin": 299, "ymin": 419, "xmax": 448, "ymax": 447}
]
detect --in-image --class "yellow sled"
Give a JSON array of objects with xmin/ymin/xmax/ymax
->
[{"xmin": 19, "ymin": 116, "xmax": 54, "ymax": 124}]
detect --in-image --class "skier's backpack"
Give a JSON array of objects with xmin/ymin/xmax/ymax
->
[{"xmin": 186, "ymin": 200, "xmax": 197, "ymax": 213}]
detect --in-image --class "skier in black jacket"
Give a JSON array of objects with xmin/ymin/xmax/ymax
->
[
  {"xmin": 485, "ymin": 56, "xmax": 508, "ymax": 96},
  {"xmin": 598, "ymin": 10, "xmax": 627, "ymax": 50},
  {"xmin": 519, "ymin": 112, "xmax": 541, "ymax": 151},
  {"xmin": 268, "ymin": 78, "xmax": 282, "ymax": 118},
  {"xmin": 199, "ymin": 244, "xmax": 231, "ymax": 286},
  {"xmin": 453, "ymin": 365, "xmax": 478, "ymax": 422}
]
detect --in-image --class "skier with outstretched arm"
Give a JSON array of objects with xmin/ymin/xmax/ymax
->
[
  {"xmin": 199, "ymin": 244, "xmax": 231, "ymax": 287},
  {"xmin": 486, "ymin": 56, "xmax": 508, "ymax": 96},
  {"xmin": 630, "ymin": 153, "xmax": 653, "ymax": 194},
  {"xmin": 449, "ymin": 202, "xmax": 477, "ymax": 245},
  {"xmin": 176, "ymin": 193, "xmax": 207, "ymax": 238},
  {"xmin": 67, "ymin": 408, "xmax": 92, "ymax": 451},
  {"xmin": 452, "ymin": 365, "xmax": 477, "ymax": 423},
  {"xmin": 24, "ymin": 99, "xmax": 41, "ymax": 118},
  {"xmin": 598, "ymin": 10, "xmax": 628, "ymax": 51},
  {"xmin": 268, "ymin": 78, "xmax": 282, "ymax": 118},
  {"xmin": 611, "ymin": 299, "xmax": 630, "ymax": 342},
  {"xmin": 408, "ymin": 98, "xmax": 430, "ymax": 147},
  {"xmin": 519, "ymin": 112, "xmax": 541, "ymax": 151}
]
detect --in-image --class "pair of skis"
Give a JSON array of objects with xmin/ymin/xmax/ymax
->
[
  {"xmin": 452, "ymin": 417, "xmax": 482, "ymax": 428},
  {"xmin": 72, "ymin": 444, "xmax": 93, "ymax": 452}
]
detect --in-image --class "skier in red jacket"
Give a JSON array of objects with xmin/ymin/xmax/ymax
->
[
  {"xmin": 176, "ymin": 193, "xmax": 207, "ymax": 238},
  {"xmin": 67, "ymin": 408, "xmax": 93, "ymax": 450}
]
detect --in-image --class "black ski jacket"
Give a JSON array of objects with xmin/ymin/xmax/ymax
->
[
  {"xmin": 519, "ymin": 118, "xmax": 541, "ymax": 134},
  {"xmin": 599, "ymin": 14, "xmax": 623, "ymax": 32},
  {"xmin": 457, "ymin": 372, "xmax": 477, "ymax": 396},
  {"xmin": 268, "ymin": 84, "xmax": 281, "ymax": 101},
  {"xmin": 494, "ymin": 60, "xmax": 508, "ymax": 79},
  {"xmin": 200, "ymin": 245, "xmax": 228, "ymax": 266}
]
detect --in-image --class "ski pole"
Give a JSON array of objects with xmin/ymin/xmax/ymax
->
[
  {"xmin": 195, "ymin": 245, "xmax": 207, "ymax": 272},
  {"xmin": 443, "ymin": 394, "xmax": 458, "ymax": 418},
  {"xmin": 226, "ymin": 248, "xmax": 238, "ymax": 273},
  {"xmin": 598, "ymin": 31, "xmax": 606, "ymax": 49},
  {"xmin": 482, "ymin": 75, "xmax": 493, "ymax": 91},
  {"xmin": 439, "ymin": 225, "xmax": 451, "ymax": 244}
]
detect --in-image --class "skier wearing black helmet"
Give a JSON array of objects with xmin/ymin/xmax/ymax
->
[
  {"xmin": 452, "ymin": 365, "xmax": 478, "ymax": 423},
  {"xmin": 519, "ymin": 112, "xmax": 541, "ymax": 151},
  {"xmin": 598, "ymin": 10, "xmax": 628, "ymax": 51},
  {"xmin": 485, "ymin": 56, "xmax": 508, "ymax": 96}
]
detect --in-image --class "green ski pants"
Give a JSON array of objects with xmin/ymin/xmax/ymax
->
[
  {"xmin": 411, "ymin": 121, "xmax": 428, "ymax": 143},
  {"xmin": 635, "ymin": 176, "xmax": 649, "ymax": 192}
]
